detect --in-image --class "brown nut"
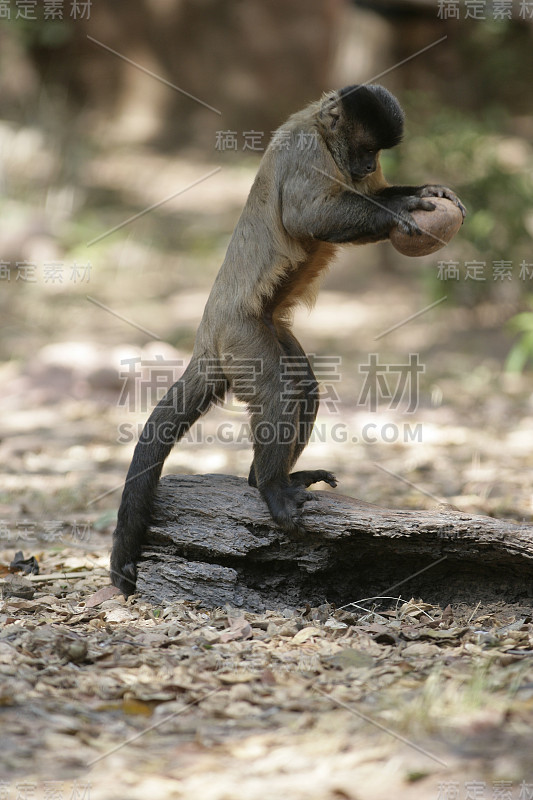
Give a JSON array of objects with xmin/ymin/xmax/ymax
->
[{"xmin": 390, "ymin": 197, "xmax": 463, "ymax": 257}]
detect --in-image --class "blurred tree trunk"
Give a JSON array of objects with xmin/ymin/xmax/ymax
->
[{"xmin": 28, "ymin": 0, "xmax": 343, "ymax": 149}]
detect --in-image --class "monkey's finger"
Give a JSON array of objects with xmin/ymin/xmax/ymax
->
[
  {"xmin": 287, "ymin": 509, "xmax": 307, "ymax": 536},
  {"xmin": 425, "ymin": 186, "xmax": 467, "ymax": 218},
  {"xmin": 439, "ymin": 188, "xmax": 467, "ymax": 217},
  {"xmin": 404, "ymin": 196, "xmax": 432, "ymax": 213},
  {"xmin": 417, "ymin": 199, "xmax": 436, "ymax": 212},
  {"xmin": 451, "ymin": 196, "xmax": 467, "ymax": 218},
  {"xmin": 420, "ymin": 185, "xmax": 448, "ymax": 199},
  {"xmin": 443, "ymin": 194, "xmax": 467, "ymax": 218},
  {"xmin": 308, "ymin": 469, "xmax": 337, "ymax": 487},
  {"xmin": 397, "ymin": 214, "xmax": 422, "ymax": 236},
  {"xmin": 296, "ymin": 490, "xmax": 315, "ymax": 506}
]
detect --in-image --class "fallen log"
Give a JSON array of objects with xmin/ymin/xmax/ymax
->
[{"xmin": 136, "ymin": 474, "xmax": 533, "ymax": 611}]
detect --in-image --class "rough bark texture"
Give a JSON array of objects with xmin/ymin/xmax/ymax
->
[{"xmin": 136, "ymin": 474, "xmax": 533, "ymax": 611}]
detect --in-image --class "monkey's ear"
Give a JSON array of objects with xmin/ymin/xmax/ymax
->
[{"xmin": 320, "ymin": 97, "xmax": 341, "ymax": 130}]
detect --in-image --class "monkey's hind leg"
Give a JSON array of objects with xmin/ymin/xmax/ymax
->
[
  {"xmin": 248, "ymin": 399, "xmax": 314, "ymax": 533},
  {"xmin": 285, "ymin": 383, "xmax": 337, "ymax": 487},
  {"xmin": 248, "ymin": 330, "xmax": 337, "ymax": 492},
  {"xmin": 242, "ymin": 331, "xmax": 329, "ymax": 532},
  {"xmin": 285, "ymin": 335, "xmax": 337, "ymax": 489}
]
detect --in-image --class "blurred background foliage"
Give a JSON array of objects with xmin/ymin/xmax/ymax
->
[
  {"xmin": 1, "ymin": 1, "xmax": 531, "ymax": 309},
  {"xmin": 1, "ymin": 0, "xmax": 533, "ymax": 366}
]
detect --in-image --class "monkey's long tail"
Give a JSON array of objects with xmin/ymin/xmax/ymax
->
[{"xmin": 110, "ymin": 358, "xmax": 226, "ymax": 594}]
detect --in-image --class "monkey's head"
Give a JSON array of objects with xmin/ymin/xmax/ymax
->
[{"xmin": 318, "ymin": 84, "xmax": 404, "ymax": 183}]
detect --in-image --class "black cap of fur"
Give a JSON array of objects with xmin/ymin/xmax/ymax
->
[{"xmin": 339, "ymin": 84, "xmax": 404, "ymax": 149}]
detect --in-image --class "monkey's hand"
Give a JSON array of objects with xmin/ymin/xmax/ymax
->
[
  {"xmin": 110, "ymin": 529, "xmax": 139, "ymax": 598},
  {"xmin": 388, "ymin": 195, "xmax": 436, "ymax": 236},
  {"xmin": 417, "ymin": 185, "xmax": 467, "ymax": 218}
]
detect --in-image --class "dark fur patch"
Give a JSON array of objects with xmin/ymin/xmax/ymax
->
[{"xmin": 339, "ymin": 84, "xmax": 404, "ymax": 149}]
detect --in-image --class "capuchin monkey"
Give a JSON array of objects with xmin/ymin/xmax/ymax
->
[{"xmin": 110, "ymin": 84, "xmax": 465, "ymax": 596}]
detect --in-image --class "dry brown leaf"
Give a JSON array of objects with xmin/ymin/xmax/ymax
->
[
  {"xmin": 104, "ymin": 607, "xmax": 135, "ymax": 623},
  {"xmin": 398, "ymin": 600, "xmax": 437, "ymax": 620},
  {"xmin": 135, "ymin": 632, "xmax": 169, "ymax": 647},
  {"xmin": 121, "ymin": 698, "xmax": 154, "ymax": 716},
  {"xmin": 260, "ymin": 668, "xmax": 276, "ymax": 685},
  {"xmin": 85, "ymin": 585, "xmax": 122, "ymax": 608},
  {"xmin": 292, "ymin": 626, "xmax": 322, "ymax": 644},
  {"xmin": 401, "ymin": 642, "xmax": 441, "ymax": 657},
  {"xmin": 420, "ymin": 626, "xmax": 469, "ymax": 640},
  {"xmin": 220, "ymin": 616, "xmax": 253, "ymax": 643},
  {"xmin": 223, "ymin": 701, "xmax": 259, "ymax": 718},
  {"xmin": 325, "ymin": 649, "xmax": 375, "ymax": 670},
  {"xmin": 218, "ymin": 671, "xmax": 256, "ymax": 684}
]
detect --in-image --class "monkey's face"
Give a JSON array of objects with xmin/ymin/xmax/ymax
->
[
  {"xmin": 320, "ymin": 111, "xmax": 380, "ymax": 183},
  {"xmin": 318, "ymin": 84, "xmax": 404, "ymax": 184},
  {"xmin": 346, "ymin": 138, "xmax": 380, "ymax": 182}
]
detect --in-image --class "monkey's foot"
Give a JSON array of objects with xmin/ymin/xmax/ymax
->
[
  {"xmin": 261, "ymin": 484, "xmax": 314, "ymax": 533},
  {"xmin": 289, "ymin": 469, "xmax": 337, "ymax": 488}
]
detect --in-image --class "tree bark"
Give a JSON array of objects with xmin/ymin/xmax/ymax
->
[{"xmin": 136, "ymin": 474, "xmax": 533, "ymax": 611}]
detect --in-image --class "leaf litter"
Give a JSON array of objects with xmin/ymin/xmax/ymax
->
[{"xmin": 1, "ymin": 544, "xmax": 533, "ymax": 799}]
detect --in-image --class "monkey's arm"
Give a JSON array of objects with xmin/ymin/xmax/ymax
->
[{"xmin": 282, "ymin": 187, "xmax": 433, "ymax": 244}]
